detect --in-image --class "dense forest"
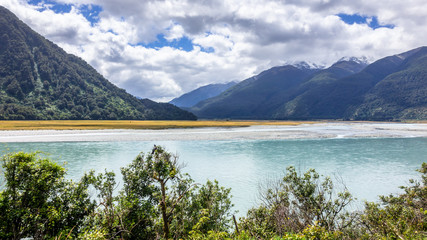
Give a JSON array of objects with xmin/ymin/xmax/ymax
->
[
  {"xmin": 0, "ymin": 146, "xmax": 425, "ymax": 239},
  {"xmin": 0, "ymin": 6, "xmax": 196, "ymax": 120}
]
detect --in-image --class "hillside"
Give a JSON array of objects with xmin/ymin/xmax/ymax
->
[
  {"xmin": 191, "ymin": 64, "xmax": 321, "ymax": 119},
  {"xmin": 273, "ymin": 59, "xmax": 370, "ymax": 119},
  {"xmin": 190, "ymin": 48, "xmax": 427, "ymax": 121},
  {"xmin": 275, "ymin": 47, "xmax": 427, "ymax": 120},
  {"xmin": 169, "ymin": 81, "xmax": 237, "ymax": 108},
  {"xmin": 0, "ymin": 6, "xmax": 196, "ymax": 120},
  {"xmin": 351, "ymin": 47, "xmax": 427, "ymax": 120}
]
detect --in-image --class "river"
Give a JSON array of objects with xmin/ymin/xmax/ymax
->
[{"xmin": 1, "ymin": 124, "xmax": 426, "ymax": 215}]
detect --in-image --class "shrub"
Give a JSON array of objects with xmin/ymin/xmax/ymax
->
[
  {"xmin": 0, "ymin": 152, "xmax": 95, "ymax": 239},
  {"xmin": 239, "ymin": 166, "xmax": 356, "ymax": 239}
]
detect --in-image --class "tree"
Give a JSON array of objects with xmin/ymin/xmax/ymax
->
[
  {"xmin": 0, "ymin": 152, "xmax": 95, "ymax": 239},
  {"xmin": 119, "ymin": 145, "xmax": 234, "ymax": 239},
  {"xmin": 239, "ymin": 166, "xmax": 355, "ymax": 239},
  {"xmin": 172, "ymin": 180, "xmax": 235, "ymax": 238},
  {"xmin": 79, "ymin": 169, "xmax": 138, "ymax": 239},
  {"xmin": 361, "ymin": 162, "xmax": 427, "ymax": 239},
  {"xmin": 0, "ymin": 148, "xmax": 235, "ymax": 239},
  {"xmin": 5, "ymin": 79, "xmax": 24, "ymax": 99},
  {"xmin": 120, "ymin": 145, "xmax": 195, "ymax": 239}
]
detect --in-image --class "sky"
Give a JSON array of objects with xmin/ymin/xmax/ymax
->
[{"xmin": 1, "ymin": 0, "xmax": 427, "ymax": 102}]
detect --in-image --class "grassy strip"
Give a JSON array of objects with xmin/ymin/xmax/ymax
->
[{"xmin": 0, "ymin": 120, "xmax": 313, "ymax": 130}]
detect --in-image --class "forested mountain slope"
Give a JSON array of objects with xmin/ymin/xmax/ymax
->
[
  {"xmin": 190, "ymin": 47, "xmax": 426, "ymax": 121},
  {"xmin": 191, "ymin": 64, "xmax": 321, "ymax": 119},
  {"xmin": 351, "ymin": 47, "xmax": 427, "ymax": 120},
  {"xmin": 273, "ymin": 59, "xmax": 369, "ymax": 119},
  {"xmin": 0, "ymin": 6, "xmax": 196, "ymax": 120}
]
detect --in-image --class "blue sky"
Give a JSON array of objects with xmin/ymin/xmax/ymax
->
[
  {"xmin": 2, "ymin": 0, "xmax": 425, "ymax": 101},
  {"xmin": 140, "ymin": 34, "xmax": 214, "ymax": 53},
  {"xmin": 28, "ymin": 0, "xmax": 102, "ymax": 24},
  {"xmin": 337, "ymin": 13, "xmax": 395, "ymax": 29}
]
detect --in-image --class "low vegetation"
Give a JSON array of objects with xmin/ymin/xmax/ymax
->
[
  {"xmin": 0, "ymin": 147, "xmax": 425, "ymax": 239},
  {"xmin": 0, "ymin": 120, "xmax": 310, "ymax": 130}
]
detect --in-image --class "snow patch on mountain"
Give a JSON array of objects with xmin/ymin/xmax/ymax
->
[
  {"xmin": 290, "ymin": 61, "xmax": 326, "ymax": 70},
  {"xmin": 338, "ymin": 56, "xmax": 372, "ymax": 65}
]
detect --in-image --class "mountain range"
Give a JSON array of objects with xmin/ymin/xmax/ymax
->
[
  {"xmin": 0, "ymin": 6, "xmax": 196, "ymax": 120},
  {"xmin": 2, "ymin": 5, "xmax": 425, "ymax": 121},
  {"xmin": 189, "ymin": 48, "xmax": 427, "ymax": 121},
  {"xmin": 169, "ymin": 81, "xmax": 237, "ymax": 108}
]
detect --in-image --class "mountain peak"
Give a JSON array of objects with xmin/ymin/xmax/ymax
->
[
  {"xmin": 290, "ymin": 61, "xmax": 325, "ymax": 70},
  {"xmin": 337, "ymin": 56, "xmax": 371, "ymax": 65},
  {"xmin": 170, "ymin": 81, "xmax": 237, "ymax": 108}
]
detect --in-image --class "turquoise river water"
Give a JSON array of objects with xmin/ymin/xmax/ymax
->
[{"xmin": 1, "ymin": 137, "xmax": 426, "ymax": 215}]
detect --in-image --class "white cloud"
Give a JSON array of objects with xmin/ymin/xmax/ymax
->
[
  {"xmin": 1, "ymin": 0, "xmax": 427, "ymax": 101},
  {"xmin": 193, "ymin": 33, "xmax": 233, "ymax": 54},
  {"xmin": 164, "ymin": 23, "xmax": 185, "ymax": 41}
]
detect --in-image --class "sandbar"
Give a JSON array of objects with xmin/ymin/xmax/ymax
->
[{"xmin": 0, "ymin": 122, "xmax": 426, "ymax": 142}]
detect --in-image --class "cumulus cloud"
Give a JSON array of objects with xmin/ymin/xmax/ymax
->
[{"xmin": 1, "ymin": 0, "xmax": 427, "ymax": 101}]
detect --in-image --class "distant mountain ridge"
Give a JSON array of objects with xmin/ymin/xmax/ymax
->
[
  {"xmin": 337, "ymin": 56, "xmax": 371, "ymax": 65},
  {"xmin": 0, "ymin": 6, "xmax": 196, "ymax": 120},
  {"xmin": 190, "ymin": 48, "xmax": 427, "ymax": 120},
  {"xmin": 290, "ymin": 61, "xmax": 325, "ymax": 70},
  {"xmin": 191, "ymin": 65, "xmax": 322, "ymax": 119},
  {"xmin": 351, "ymin": 47, "xmax": 427, "ymax": 120},
  {"xmin": 170, "ymin": 81, "xmax": 237, "ymax": 108}
]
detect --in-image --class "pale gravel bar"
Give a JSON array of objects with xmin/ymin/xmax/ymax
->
[{"xmin": 0, "ymin": 122, "xmax": 427, "ymax": 142}]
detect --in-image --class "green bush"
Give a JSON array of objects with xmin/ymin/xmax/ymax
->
[
  {"xmin": 0, "ymin": 152, "xmax": 95, "ymax": 239},
  {"xmin": 239, "ymin": 166, "xmax": 355, "ymax": 239},
  {"xmin": 0, "ymin": 149, "xmax": 425, "ymax": 239},
  {"xmin": 75, "ymin": 145, "xmax": 235, "ymax": 239},
  {"xmin": 361, "ymin": 163, "xmax": 427, "ymax": 239}
]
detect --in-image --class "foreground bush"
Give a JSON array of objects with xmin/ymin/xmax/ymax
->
[
  {"xmin": 238, "ymin": 166, "xmax": 356, "ymax": 239},
  {"xmin": 360, "ymin": 162, "xmax": 427, "ymax": 239},
  {"xmin": 0, "ymin": 146, "xmax": 234, "ymax": 239},
  {"xmin": 82, "ymin": 146, "xmax": 235, "ymax": 239},
  {"xmin": 0, "ymin": 152, "xmax": 95, "ymax": 239},
  {"xmin": 0, "ymin": 148, "xmax": 425, "ymax": 239}
]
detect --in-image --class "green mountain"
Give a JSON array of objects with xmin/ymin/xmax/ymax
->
[
  {"xmin": 190, "ymin": 47, "xmax": 427, "ymax": 121},
  {"xmin": 191, "ymin": 64, "xmax": 321, "ymax": 119},
  {"xmin": 273, "ymin": 58, "xmax": 370, "ymax": 119},
  {"xmin": 351, "ymin": 47, "xmax": 427, "ymax": 120},
  {"xmin": 276, "ymin": 47, "xmax": 427, "ymax": 120},
  {"xmin": 0, "ymin": 6, "xmax": 196, "ymax": 120},
  {"xmin": 169, "ymin": 81, "xmax": 237, "ymax": 108}
]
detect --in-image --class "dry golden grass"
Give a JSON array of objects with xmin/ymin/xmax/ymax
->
[{"xmin": 0, "ymin": 120, "xmax": 313, "ymax": 130}]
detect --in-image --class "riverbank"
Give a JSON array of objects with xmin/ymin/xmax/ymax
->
[
  {"xmin": 0, "ymin": 120, "xmax": 309, "ymax": 130},
  {"xmin": 1, "ymin": 122, "xmax": 426, "ymax": 142}
]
